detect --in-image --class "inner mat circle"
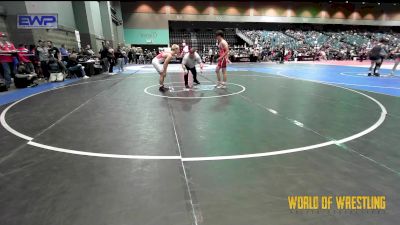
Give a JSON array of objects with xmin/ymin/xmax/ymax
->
[{"xmin": 144, "ymin": 82, "xmax": 246, "ymax": 99}]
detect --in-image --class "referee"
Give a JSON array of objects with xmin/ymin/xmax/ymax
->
[{"xmin": 182, "ymin": 48, "xmax": 203, "ymax": 89}]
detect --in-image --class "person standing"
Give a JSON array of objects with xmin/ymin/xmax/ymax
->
[
  {"xmin": 0, "ymin": 32, "xmax": 17, "ymax": 88},
  {"xmin": 368, "ymin": 39, "xmax": 388, "ymax": 77},
  {"xmin": 389, "ymin": 45, "xmax": 400, "ymax": 76},
  {"xmin": 181, "ymin": 48, "xmax": 203, "ymax": 89},
  {"xmin": 215, "ymin": 30, "xmax": 229, "ymax": 89},
  {"xmin": 36, "ymin": 40, "xmax": 49, "ymax": 79},
  {"xmin": 100, "ymin": 41, "xmax": 110, "ymax": 74},
  {"xmin": 115, "ymin": 45, "xmax": 125, "ymax": 72},
  {"xmin": 128, "ymin": 49, "xmax": 133, "ymax": 64},
  {"xmin": 48, "ymin": 41, "xmax": 66, "ymax": 73},
  {"xmin": 208, "ymin": 47, "xmax": 214, "ymax": 65},
  {"xmin": 254, "ymin": 48, "xmax": 260, "ymax": 62},
  {"xmin": 107, "ymin": 47, "xmax": 115, "ymax": 74},
  {"xmin": 47, "ymin": 41, "xmax": 61, "ymax": 61}
]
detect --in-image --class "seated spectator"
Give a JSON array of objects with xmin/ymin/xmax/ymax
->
[
  {"xmin": 15, "ymin": 62, "xmax": 38, "ymax": 88},
  {"xmin": 83, "ymin": 44, "xmax": 95, "ymax": 57},
  {"xmin": 14, "ymin": 44, "xmax": 38, "ymax": 87},
  {"xmin": 17, "ymin": 44, "xmax": 35, "ymax": 74},
  {"xmin": 47, "ymin": 55, "xmax": 66, "ymax": 82},
  {"xmin": 59, "ymin": 44, "xmax": 69, "ymax": 62},
  {"xmin": 66, "ymin": 53, "xmax": 89, "ymax": 79}
]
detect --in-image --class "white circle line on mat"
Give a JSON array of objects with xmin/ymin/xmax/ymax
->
[
  {"xmin": 144, "ymin": 82, "xmax": 246, "ymax": 99},
  {"xmin": 0, "ymin": 73, "xmax": 387, "ymax": 161}
]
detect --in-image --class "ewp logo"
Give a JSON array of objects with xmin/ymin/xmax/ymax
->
[{"xmin": 17, "ymin": 14, "xmax": 58, "ymax": 29}]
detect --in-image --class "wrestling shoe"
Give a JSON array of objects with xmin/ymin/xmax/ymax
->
[
  {"xmin": 159, "ymin": 86, "xmax": 169, "ymax": 92},
  {"xmin": 374, "ymin": 73, "xmax": 380, "ymax": 77},
  {"xmin": 367, "ymin": 72, "xmax": 372, "ymax": 76},
  {"xmin": 194, "ymin": 80, "xmax": 200, "ymax": 85}
]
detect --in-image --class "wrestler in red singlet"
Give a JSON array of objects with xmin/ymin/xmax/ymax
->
[{"xmin": 215, "ymin": 30, "xmax": 229, "ymax": 89}]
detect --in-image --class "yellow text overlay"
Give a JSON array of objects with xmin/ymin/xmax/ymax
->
[{"xmin": 288, "ymin": 196, "xmax": 386, "ymax": 210}]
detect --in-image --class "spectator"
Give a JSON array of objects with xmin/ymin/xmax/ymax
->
[
  {"xmin": 0, "ymin": 32, "xmax": 16, "ymax": 88},
  {"xmin": 208, "ymin": 47, "xmax": 214, "ymax": 64},
  {"xmin": 128, "ymin": 48, "xmax": 133, "ymax": 64},
  {"xmin": 28, "ymin": 44, "xmax": 39, "ymax": 74},
  {"xmin": 123, "ymin": 47, "xmax": 128, "ymax": 65},
  {"xmin": 138, "ymin": 53, "xmax": 145, "ymax": 64},
  {"xmin": 107, "ymin": 47, "xmax": 115, "ymax": 74},
  {"xmin": 47, "ymin": 55, "xmax": 66, "ymax": 82},
  {"xmin": 83, "ymin": 44, "xmax": 95, "ymax": 57},
  {"xmin": 66, "ymin": 53, "xmax": 89, "ymax": 79},
  {"xmin": 36, "ymin": 40, "xmax": 49, "ymax": 79},
  {"xmin": 59, "ymin": 44, "xmax": 69, "ymax": 62},
  {"xmin": 115, "ymin": 45, "xmax": 125, "ymax": 72},
  {"xmin": 47, "ymin": 41, "xmax": 61, "ymax": 61},
  {"xmin": 17, "ymin": 44, "xmax": 35, "ymax": 74},
  {"xmin": 100, "ymin": 41, "xmax": 109, "ymax": 74}
]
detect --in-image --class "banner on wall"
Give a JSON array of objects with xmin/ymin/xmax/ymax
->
[
  {"xmin": 75, "ymin": 30, "xmax": 81, "ymax": 50},
  {"xmin": 124, "ymin": 29, "xmax": 169, "ymax": 45},
  {"xmin": 17, "ymin": 14, "xmax": 58, "ymax": 29}
]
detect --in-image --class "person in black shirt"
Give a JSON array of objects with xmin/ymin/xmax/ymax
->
[
  {"xmin": 128, "ymin": 49, "xmax": 133, "ymax": 64},
  {"xmin": 47, "ymin": 41, "xmax": 60, "ymax": 60},
  {"xmin": 100, "ymin": 41, "xmax": 110, "ymax": 73},
  {"xmin": 47, "ymin": 41, "xmax": 66, "ymax": 72},
  {"xmin": 368, "ymin": 39, "xmax": 388, "ymax": 77}
]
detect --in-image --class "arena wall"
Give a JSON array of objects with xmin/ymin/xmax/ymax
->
[{"xmin": 122, "ymin": 1, "xmax": 400, "ymax": 45}]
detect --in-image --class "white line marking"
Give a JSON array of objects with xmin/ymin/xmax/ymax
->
[
  {"xmin": 182, "ymin": 141, "xmax": 336, "ymax": 161},
  {"xmin": 0, "ymin": 98, "xmax": 34, "ymax": 141},
  {"xmin": 0, "ymin": 77, "xmax": 142, "ymax": 141},
  {"xmin": 167, "ymin": 102, "xmax": 199, "ymax": 225},
  {"xmin": 268, "ymin": 109, "xmax": 278, "ymax": 114},
  {"xmin": 340, "ymin": 72, "xmax": 400, "ymax": 78},
  {"xmin": 28, "ymin": 141, "xmax": 181, "ymax": 159},
  {"xmin": 293, "ymin": 120, "xmax": 304, "ymax": 128},
  {"xmin": 0, "ymin": 73, "xmax": 387, "ymax": 161},
  {"xmin": 324, "ymin": 82, "xmax": 400, "ymax": 90}
]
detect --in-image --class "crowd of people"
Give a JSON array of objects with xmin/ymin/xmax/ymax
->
[
  {"xmin": 2, "ymin": 27, "xmax": 400, "ymax": 92},
  {"xmin": 0, "ymin": 32, "xmax": 165, "ymax": 92},
  {"xmin": 0, "ymin": 32, "xmax": 101, "ymax": 91},
  {"xmin": 241, "ymin": 28, "xmax": 400, "ymax": 62}
]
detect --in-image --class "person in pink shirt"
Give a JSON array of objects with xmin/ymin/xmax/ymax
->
[
  {"xmin": 0, "ymin": 32, "xmax": 16, "ymax": 88},
  {"xmin": 17, "ymin": 44, "xmax": 35, "ymax": 74}
]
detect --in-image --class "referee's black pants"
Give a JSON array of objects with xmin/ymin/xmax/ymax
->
[{"xmin": 184, "ymin": 65, "xmax": 198, "ymax": 86}]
